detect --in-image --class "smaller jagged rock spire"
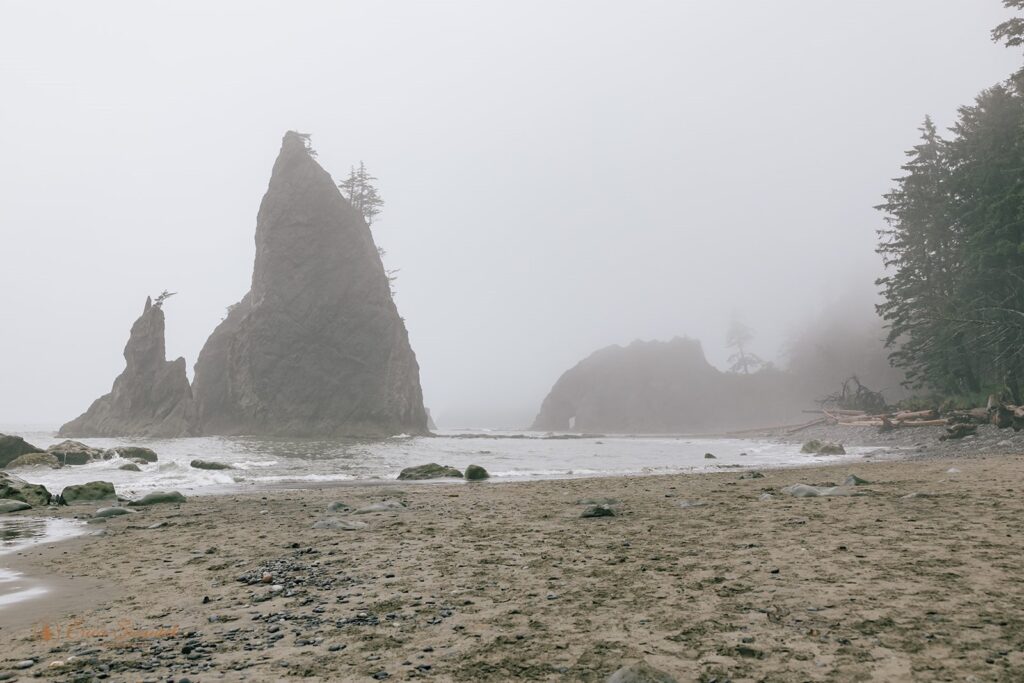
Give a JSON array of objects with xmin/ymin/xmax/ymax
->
[{"xmin": 59, "ymin": 296, "xmax": 196, "ymax": 438}]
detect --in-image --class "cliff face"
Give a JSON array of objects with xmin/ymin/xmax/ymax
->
[
  {"xmin": 59, "ymin": 298, "xmax": 196, "ymax": 438},
  {"xmin": 192, "ymin": 132, "xmax": 427, "ymax": 437},
  {"xmin": 532, "ymin": 337, "xmax": 801, "ymax": 434}
]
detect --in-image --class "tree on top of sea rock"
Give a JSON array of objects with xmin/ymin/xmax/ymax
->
[
  {"xmin": 339, "ymin": 161, "xmax": 384, "ymax": 227},
  {"xmin": 153, "ymin": 290, "xmax": 176, "ymax": 308},
  {"xmin": 726, "ymin": 319, "xmax": 766, "ymax": 375}
]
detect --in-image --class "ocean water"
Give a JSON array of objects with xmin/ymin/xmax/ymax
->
[{"xmin": 5, "ymin": 429, "xmax": 878, "ymax": 499}]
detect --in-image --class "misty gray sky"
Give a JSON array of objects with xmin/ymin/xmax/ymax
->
[{"xmin": 1, "ymin": 1, "xmax": 1020, "ymax": 428}]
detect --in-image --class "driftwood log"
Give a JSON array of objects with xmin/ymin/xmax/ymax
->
[{"xmin": 805, "ymin": 395, "xmax": 1022, "ymax": 433}]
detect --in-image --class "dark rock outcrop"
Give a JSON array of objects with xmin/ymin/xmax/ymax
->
[
  {"xmin": 58, "ymin": 298, "xmax": 196, "ymax": 438},
  {"xmin": 0, "ymin": 472, "xmax": 52, "ymax": 506},
  {"xmin": 112, "ymin": 446, "xmax": 159, "ymax": 463},
  {"xmin": 191, "ymin": 132, "xmax": 427, "ymax": 438},
  {"xmin": 59, "ymin": 481, "xmax": 117, "ymax": 505},
  {"xmin": 0, "ymin": 434, "xmax": 43, "ymax": 468},
  {"xmin": 47, "ymin": 440, "xmax": 106, "ymax": 466},
  {"xmin": 6, "ymin": 453, "xmax": 61, "ymax": 469},
  {"xmin": 532, "ymin": 337, "xmax": 801, "ymax": 434}
]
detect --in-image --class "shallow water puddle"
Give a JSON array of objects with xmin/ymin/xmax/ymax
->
[{"xmin": 0, "ymin": 517, "xmax": 86, "ymax": 609}]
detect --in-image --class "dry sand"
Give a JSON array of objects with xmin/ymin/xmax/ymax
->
[{"xmin": 2, "ymin": 453, "xmax": 1024, "ymax": 682}]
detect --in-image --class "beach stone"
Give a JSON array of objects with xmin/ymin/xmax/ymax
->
[
  {"xmin": 46, "ymin": 440, "xmax": 105, "ymax": 466},
  {"xmin": 0, "ymin": 472, "xmax": 52, "ymax": 506},
  {"xmin": 464, "ymin": 464, "xmax": 490, "ymax": 481},
  {"xmin": 113, "ymin": 446, "xmax": 159, "ymax": 463},
  {"xmin": 397, "ymin": 463, "xmax": 463, "ymax": 480},
  {"xmin": 12, "ymin": 660, "xmax": 34, "ymax": 670},
  {"xmin": 312, "ymin": 518, "xmax": 368, "ymax": 530},
  {"xmin": 6, "ymin": 452, "xmax": 61, "ymax": 469},
  {"xmin": 800, "ymin": 439, "xmax": 823, "ymax": 454},
  {"xmin": 758, "ymin": 492, "xmax": 774, "ymax": 501},
  {"xmin": 190, "ymin": 459, "xmax": 233, "ymax": 470},
  {"xmin": 0, "ymin": 434, "xmax": 44, "ymax": 468},
  {"xmin": 941, "ymin": 423, "xmax": 977, "ymax": 441},
  {"xmin": 94, "ymin": 507, "xmax": 134, "ymax": 518},
  {"xmin": 581, "ymin": 504, "xmax": 615, "ymax": 518},
  {"xmin": 327, "ymin": 501, "xmax": 353, "ymax": 513},
  {"xmin": 704, "ymin": 452, "xmax": 716, "ymax": 459},
  {"xmin": 781, "ymin": 484, "xmax": 857, "ymax": 498},
  {"xmin": 128, "ymin": 490, "xmax": 186, "ymax": 506},
  {"xmin": 119, "ymin": 463, "xmax": 142, "ymax": 472},
  {"xmin": 59, "ymin": 481, "xmax": 116, "ymax": 505},
  {"xmin": 843, "ymin": 474, "xmax": 871, "ymax": 486},
  {"xmin": 739, "ymin": 470, "xmax": 764, "ymax": 479},
  {"xmin": 606, "ymin": 660, "xmax": 678, "ymax": 683},
  {"xmin": 353, "ymin": 499, "xmax": 406, "ymax": 514},
  {"xmin": 0, "ymin": 499, "xmax": 32, "ymax": 513}
]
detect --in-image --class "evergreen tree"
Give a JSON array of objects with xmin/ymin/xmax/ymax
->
[
  {"xmin": 726, "ymin": 320, "xmax": 765, "ymax": 374},
  {"xmin": 338, "ymin": 162, "xmax": 384, "ymax": 227}
]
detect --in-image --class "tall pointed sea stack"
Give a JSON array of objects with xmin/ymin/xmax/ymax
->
[
  {"xmin": 192, "ymin": 132, "xmax": 427, "ymax": 437},
  {"xmin": 59, "ymin": 297, "xmax": 196, "ymax": 438}
]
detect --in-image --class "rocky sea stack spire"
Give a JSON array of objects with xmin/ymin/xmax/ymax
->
[
  {"xmin": 59, "ymin": 297, "xmax": 196, "ymax": 438},
  {"xmin": 191, "ymin": 131, "xmax": 428, "ymax": 437}
]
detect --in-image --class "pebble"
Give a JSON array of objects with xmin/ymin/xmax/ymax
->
[{"xmin": 14, "ymin": 660, "xmax": 35, "ymax": 670}]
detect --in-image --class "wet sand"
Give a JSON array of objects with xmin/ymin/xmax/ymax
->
[{"xmin": 2, "ymin": 453, "xmax": 1024, "ymax": 681}]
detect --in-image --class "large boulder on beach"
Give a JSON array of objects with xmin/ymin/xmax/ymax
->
[
  {"xmin": 191, "ymin": 131, "xmax": 428, "ymax": 438},
  {"xmin": 0, "ymin": 499, "xmax": 33, "ymax": 513},
  {"xmin": 47, "ymin": 440, "xmax": 105, "ymax": 466},
  {"xmin": 0, "ymin": 434, "xmax": 44, "ymax": 468},
  {"xmin": 801, "ymin": 440, "xmax": 845, "ymax": 455},
  {"xmin": 113, "ymin": 446, "xmax": 159, "ymax": 463},
  {"xmin": 465, "ymin": 464, "xmax": 490, "ymax": 481},
  {"xmin": 7, "ymin": 452, "xmax": 61, "ymax": 469},
  {"xmin": 128, "ymin": 490, "xmax": 186, "ymax": 506},
  {"xmin": 58, "ymin": 296, "xmax": 196, "ymax": 438},
  {"xmin": 397, "ymin": 463, "xmax": 463, "ymax": 480},
  {"xmin": 190, "ymin": 459, "xmax": 233, "ymax": 470},
  {"xmin": 59, "ymin": 481, "xmax": 117, "ymax": 505},
  {"xmin": 0, "ymin": 472, "xmax": 51, "ymax": 506}
]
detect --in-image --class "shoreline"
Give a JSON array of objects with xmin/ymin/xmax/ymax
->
[{"xmin": 3, "ymin": 451, "xmax": 1024, "ymax": 680}]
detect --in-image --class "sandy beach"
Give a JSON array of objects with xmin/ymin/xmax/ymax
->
[{"xmin": 0, "ymin": 450, "xmax": 1021, "ymax": 682}]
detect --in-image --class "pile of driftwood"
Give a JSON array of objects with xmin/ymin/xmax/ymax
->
[{"xmin": 789, "ymin": 396, "xmax": 1024, "ymax": 438}]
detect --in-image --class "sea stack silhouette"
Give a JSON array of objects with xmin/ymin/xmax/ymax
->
[
  {"xmin": 191, "ymin": 131, "xmax": 428, "ymax": 437},
  {"xmin": 531, "ymin": 337, "xmax": 800, "ymax": 433},
  {"xmin": 59, "ymin": 296, "xmax": 196, "ymax": 438}
]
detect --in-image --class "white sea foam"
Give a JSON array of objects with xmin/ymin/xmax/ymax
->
[{"xmin": 6, "ymin": 429, "xmax": 880, "ymax": 498}]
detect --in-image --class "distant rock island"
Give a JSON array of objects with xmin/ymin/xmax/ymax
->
[
  {"xmin": 532, "ymin": 337, "xmax": 800, "ymax": 434},
  {"xmin": 59, "ymin": 296, "xmax": 196, "ymax": 438},
  {"xmin": 62, "ymin": 131, "xmax": 428, "ymax": 439}
]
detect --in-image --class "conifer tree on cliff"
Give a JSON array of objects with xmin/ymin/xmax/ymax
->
[
  {"xmin": 873, "ymin": 2, "xmax": 1024, "ymax": 401},
  {"xmin": 339, "ymin": 161, "xmax": 384, "ymax": 227}
]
